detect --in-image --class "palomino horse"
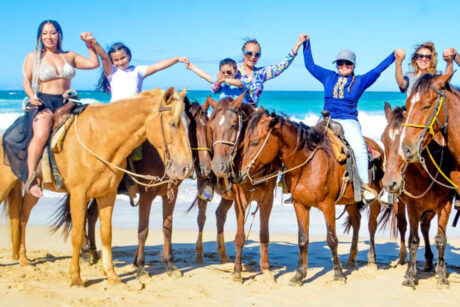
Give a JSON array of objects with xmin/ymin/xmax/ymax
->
[
  {"xmin": 205, "ymin": 94, "xmax": 282, "ymax": 283},
  {"xmin": 53, "ymin": 99, "xmax": 212, "ymax": 277},
  {"xmin": 0, "ymin": 88, "xmax": 193, "ymax": 286},
  {"xmin": 382, "ymin": 102, "xmax": 454, "ymax": 288},
  {"xmin": 239, "ymin": 110, "xmax": 382, "ymax": 285}
]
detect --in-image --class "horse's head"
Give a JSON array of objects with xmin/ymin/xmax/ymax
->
[
  {"xmin": 146, "ymin": 87, "xmax": 193, "ymax": 180},
  {"xmin": 399, "ymin": 72, "xmax": 452, "ymax": 162},
  {"xmin": 185, "ymin": 97, "xmax": 212, "ymax": 178},
  {"xmin": 207, "ymin": 91, "xmax": 252, "ymax": 178},
  {"xmin": 240, "ymin": 109, "xmax": 281, "ymax": 180},
  {"xmin": 381, "ymin": 102, "xmax": 407, "ymax": 193}
]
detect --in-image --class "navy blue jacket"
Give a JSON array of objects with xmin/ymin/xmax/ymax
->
[{"xmin": 303, "ymin": 39, "xmax": 395, "ymax": 120}]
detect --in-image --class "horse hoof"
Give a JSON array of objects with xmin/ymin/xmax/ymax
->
[
  {"xmin": 166, "ymin": 265, "xmax": 182, "ymax": 278},
  {"xmin": 12, "ymin": 253, "xmax": 19, "ymax": 261},
  {"xmin": 232, "ymin": 272, "xmax": 242, "ymax": 283},
  {"xmin": 333, "ymin": 275, "xmax": 347, "ymax": 284},
  {"xmin": 89, "ymin": 252, "xmax": 99, "ymax": 265},
  {"xmin": 262, "ymin": 270, "xmax": 276, "ymax": 285},
  {"xmin": 437, "ymin": 279, "xmax": 450, "ymax": 289},
  {"xmin": 289, "ymin": 271, "xmax": 304, "ymax": 287},
  {"xmin": 220, "ymin": 256, "xmax": 230, "ymax": 264},
  {"xmin": 367, "ymin": 263, "xmax": 378, "ymax": 271},
  {"xmin": 398, "ymin": 258, "xmax": 407, "ymax": 266},
  {"xmin": 346, "ymin": 259, "xmax": 356, "ymax": 269},
  {"xmin": 195, "ymin": 256, "xmax": 204, "ymax": 264},
  {"xmin": 423, "ymin": 264, "xmax": 433, "ymax": 272},
  {"xmin": 19, "ymin": 258, "xmax": 30, "ymax": 267},
  {"xmin": 136, "ymin": 267, "xmax": 148, "ymax": 279},
  {"xmin": 108, "ymin": 276, "xmax": 121, "ymax": 284},
  {"xmin": 70, "ymin": 277, "xmax": 84, "ymax": 287},
  {"xmin": 402, "ymin": 279, "xmax": 416, "ymax": 289}
]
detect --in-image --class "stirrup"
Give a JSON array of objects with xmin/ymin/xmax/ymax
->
[{"xmin": 362, "ymin": 184, "xmax": 377, "ymax": 201}]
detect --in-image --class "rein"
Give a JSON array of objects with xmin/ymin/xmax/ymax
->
[{"xmin": 74, "ymin": 105, "xmax": 173, "ymax": 189}]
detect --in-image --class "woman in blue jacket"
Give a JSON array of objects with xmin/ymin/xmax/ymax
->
[{"xmin": 302, "ymin": 35, "xmax": 399, "ymax": 201}]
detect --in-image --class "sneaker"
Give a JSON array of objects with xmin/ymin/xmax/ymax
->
[
  {"xmin": 200, "ymin": 184, "xmax": 213, "ymax": 202},
  {"xmin": 284, "ymin": 196, "xmax": 293, "ymax": 204},
  {"xmin": 378, "ymin": 190, "xmax": 391, "ymax": 204}
]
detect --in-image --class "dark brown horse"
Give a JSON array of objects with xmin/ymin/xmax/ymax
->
[
  {"xmin": 204, "ymin": 94, "xmax": 282, "ymax": 283},
  {"xmin": 239, "ymin": 109, "xmax": 383, "ymax": 285},
  {"xmin": 381, "ymin": 102, "xmax": 454, "ymax": 288},
  {"xmin": 53, "ymin": 99, "xmax": 211, "ymax": 277}
]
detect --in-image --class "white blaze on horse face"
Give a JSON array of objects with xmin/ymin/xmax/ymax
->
[
  {"xmin": 219, "ymin": 115, "xmax": 225, "ymax": 126},
  {"xmin": 399, "ymin": 92, "xmax": 420, "ymax": 157},
  {"xmin": 389, "ymin": 128, "xmax": 400, "ymax": 142}
]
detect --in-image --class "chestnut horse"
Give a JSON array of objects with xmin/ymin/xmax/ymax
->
[
  {"xmin": 382, "ymin": 102, "xmax": 454, "ymax": 288},
  {"xmin": 52, "ymin": 99, "xmax": 211, "ymax": 277},
  {"xmin": 239, "ymin": 109, "xmax": 383, "ymax": 285},
  {"xmin": 205, "ymin": 94, "xmax": 282, "ymax": 283},
  {"xmin": 0, "ymin": 88, "xmax": 193, "ymax": 286}
]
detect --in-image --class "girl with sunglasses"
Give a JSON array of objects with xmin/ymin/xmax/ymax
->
[
  {"xmin": 238, "ymin": 35, "xmax": 308, "ymax": 106},
  {"xmin": 302, "ymin": 35, "xmax": 399, "ymax": 201},
  {"xmin": 395, "ymin": 42, "xmax": 453, "ymax": 97}
]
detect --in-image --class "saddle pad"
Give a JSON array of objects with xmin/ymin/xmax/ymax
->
[
  {"xmin": 326, "ymin": 128, "xmax": 347, "ymax": 162},
  {"xmin": 51, "ymin": 115, "xmax": 75, "ymax": 153},
  {"xmin": 367, "ymin": 144, "xmax": 381, "ymax": 160}
]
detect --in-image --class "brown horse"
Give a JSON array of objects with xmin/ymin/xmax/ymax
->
[
  {"xmin": 381, "ymin": 102, "xmax": 454, "ymax": 288},
  {"xmin": 239, "ymin": 109, "xmax": 383, "ymax": 285},
  {"xmin": 53, "ymin": 99, "xmax": 212, "ymax": 277},
  {"xmin": 0, "ymin": 88, "xmax": 193, "ymax": 286},
  {"xmin": 204, "ymin": 94, "xmax": 282, "ymax": 283}
]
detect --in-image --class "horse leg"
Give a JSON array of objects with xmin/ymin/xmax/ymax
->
[
  {"xmin": 84, "ymin": 200, "xmax": 99, "ymax": 265},
  {"xmin": 232, "ymin": 193, "xmax": 247, "ymax": 282},
  {"xmin": 18, "ymin": 193, "xmax": 39, "ymax": 266},
  {"xmin": 133, "ymin": 190, "xmax": 155, "ymax": 277},
  {"xmin": 162, "ymin": 194, "xmax": 181, "ymax": 278},
  {"xmin": 95, "ymin": 193, "xmax": 120, "ymax": 284},
  {"xmin": 259, "ymin": 196, "xmax": 274, "ymax": 284},
  {"xmin": 216, "ymin": 198, "xmax": 233, "ymax": 263},
  {"xmin": 402, "ymin": 209, "xmax": 419, "ymax": 289},
  {"xmin": 395, "ymin": 201, "xmax": 407, "ymax": 265},
  {"xmin": 421, "ymin": 212, "xmax": 435, "ymax": 272},
  {"xmin": 195, "ymin": 197, "xmax": 207, "ymax": 263},
  {"xmin": 435, "ymin": 202, "xmax": 451, "ymax": 287},
  {"xmin": 346, "ymin": 204, "xmax": 361, "ymax": 269},
  {"xmin": 7, "ymin": 181, "xmax": 22, "ymax": 260},
  {"xmin": 367, "ymin": 201, "xmax": 380, "ymax": 267},
  {"xmin": 323, "ymin": 201, "xmax": 346, "ymax": 282},
  {"xmin": 289, "ymin": 202, "xmax": 310, "ymax": 286}
]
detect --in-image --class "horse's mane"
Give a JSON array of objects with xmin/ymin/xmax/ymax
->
[
  {"xmin": 184, "ymin": 97, "xmax": 205, "ymax": 119},
  {"xmin": 248, "ymin": 109, "xmax": 329, "ymax": 153},
  {"xmin": 389, "ymin": 106, "xmax": 407, "ymax": 129},
  {"xmin": 413, "ymin": 73, "xmax": 454, "ymax": 94}
]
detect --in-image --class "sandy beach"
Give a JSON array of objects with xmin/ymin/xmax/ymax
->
[{"xmin": 1, "ymin": 221, "xmax": 460, "ymax": 306}]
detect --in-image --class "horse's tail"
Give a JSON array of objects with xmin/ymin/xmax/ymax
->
[
  {"xmin": 2, "ymin": 180, "xmax": 23, "ymax": 259},
  {"xmin": 378, "ymin": 205, "xmax": 398, "ymax": 238},
  {"xmin": 186, "ymin": 196, "xmax": 200, "ymax": 213},
  {"xmin": 342, "ymin": 202, "xmax": 366, "ymax": 235},
  {"xmin": 49, "ymin": 195, "xmax": 73, "ymax": 240}
]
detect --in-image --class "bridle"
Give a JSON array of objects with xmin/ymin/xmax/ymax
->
[
  {"xmin": 190, "ymin": 110, "xmax": 212, "ymax": 179},
  {"xmin": 212, "ymin": 107, "xmax": 244, "ymax": 179}
]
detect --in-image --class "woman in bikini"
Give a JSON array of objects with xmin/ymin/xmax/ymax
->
[{"xmin": 3, "ymin": 20, "xmax": 102, "ymax": 197}]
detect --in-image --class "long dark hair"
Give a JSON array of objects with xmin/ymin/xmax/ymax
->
[
  {"xmin": 96, "ymin": 42, "xmax": 132, "ymax": 94},
  {"xmin": 37, "ymin": 20, "xmax": 64, "ymax": 53}
]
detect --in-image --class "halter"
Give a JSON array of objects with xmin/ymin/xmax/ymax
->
[
  {"xmin": 212, "ymin": 107, "xmax": 243, "ymax": 178},
  {"xmin": 402, "ymin": 87, "xmax": 458, "ymax": 189}
]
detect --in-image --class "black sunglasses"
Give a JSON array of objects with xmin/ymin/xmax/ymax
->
[
  {"xmin": 415, "ymin": 53, "xmax": 432, "ymax": 60},
  {"xmin": 337, "ymin": 60, "xmax": 353, "ymax": 66},
  {"xmin": 221, "ymin": 70, "xmax": 234, "ymax": 75},
  {"xmin": 243, "ymin": 50, "xmax": 261, "ymax": 58}
]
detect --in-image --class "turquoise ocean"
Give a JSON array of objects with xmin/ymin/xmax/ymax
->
[{"xmin": 0, "ymin": 90, "xmax": 406, "ymax": 144}]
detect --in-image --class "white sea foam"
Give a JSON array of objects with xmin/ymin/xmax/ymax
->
[{"xmin": 0, "ymin": 112, "xmax": 22, "ymax": 131}]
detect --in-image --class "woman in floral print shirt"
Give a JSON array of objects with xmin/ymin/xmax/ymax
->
[{"xmin": 238, "ymin": 34, "xmax": 308, "ymax": 106}]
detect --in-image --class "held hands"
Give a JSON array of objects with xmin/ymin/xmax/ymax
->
[
  {"xmin": 394, "ymin": 49, "xmax": 406, "ymax": 62},
  {"xmin": 177, "ymin": 57, "xmax": 190, "ymax": 66},
  {"xmin": 296, "ymin": 33, "xmax": 309, "ymax": 46},
  {"xmin": 80, "ymin": 32, "xmax": 96, "ymax": 47},
  {"xmin": 443, "ymin": 48, "xmax": 456, "ymax": 62}
]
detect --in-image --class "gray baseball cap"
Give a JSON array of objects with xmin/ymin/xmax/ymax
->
[{"xmin": 333, "ymin": 50, "xmax": 356, "ymax": 64}]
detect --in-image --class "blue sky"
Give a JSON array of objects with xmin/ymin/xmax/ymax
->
[{"xmin": 1, "ymin": 0, "xmax": 459, "ymax": 91}]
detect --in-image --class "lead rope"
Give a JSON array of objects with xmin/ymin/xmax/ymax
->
[{"xmin": 74, "ymin": 114, "xmax": 171, "ymax": 188}]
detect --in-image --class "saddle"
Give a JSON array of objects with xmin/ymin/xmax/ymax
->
[
  {"xmin": 318, "ymin": 111, "xmax": 381, "ymax": 202},
  {"xmin": 39, "ymin": 90, "xmax": 88, "ymax": 190}
]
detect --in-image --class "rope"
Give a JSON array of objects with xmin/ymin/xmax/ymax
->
[{"xmin": 74, "ymin": 114, "xmax": 171, "ymax": 188}]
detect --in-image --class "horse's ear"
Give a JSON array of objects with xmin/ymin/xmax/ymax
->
[
  {"xmin": 384, "ymin": 102, "xmax": 392, "ymax": 123},
  {"xmin": 259, "ymin": 106, "xmax": 265, "ymax": 112},
  {"xmin": 433, "ymin": 71, "xmax": 454, "ymax": 90},
  {"xmin": 163, "ymin": 87, "xmax": 175, "ymax": 105},
  {"xmin": 202, "ymin": 97, "xmax": 210, "ymax": 112},
  {"xmin": 179, "ymin": 87, "xmax": 187, "ymax": 99},
  {"xmin": 233, "ymin": 89, "xmax": 247, "ymax": 109},
  {"xmin": 205, "ymin": 96, "xmax": 217, "ymax": 109}
]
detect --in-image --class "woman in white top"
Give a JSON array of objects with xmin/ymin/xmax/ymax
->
[
  {"xmin": 3, "ymin": 20, "xmax": 101, "ymax": 197},
  {"xmin": 95, "ymin": 42, "xmax": 189, "ymax": 101}
]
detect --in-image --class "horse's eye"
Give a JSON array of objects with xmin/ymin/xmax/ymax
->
[
  {"xmin": 169, "ymin": 122, "xmax": 176, "ymax": 127},
  {"xmin": 251, "ymin": 141, "xmax": 259, "ymax": 147},
  {"xmin": 422, "ymin": 105, "xmax": 432, "ymax": 110},
  {"xmin": 231, "ymin": 124, "xmax": 238, "ymax": 130}
]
